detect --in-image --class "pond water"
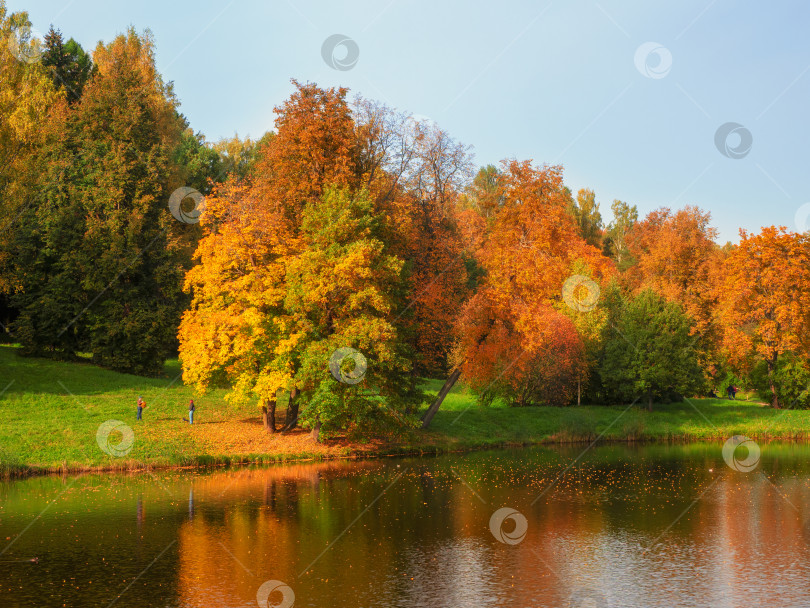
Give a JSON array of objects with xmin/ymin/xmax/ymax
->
[{"xmin": 2, "ymin": 443, "xmax": 810, "ymax": 607}]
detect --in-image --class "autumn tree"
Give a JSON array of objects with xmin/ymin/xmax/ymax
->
[
  {"xmin": 467, "ymin": 164, "xmax": 504, "ymax": 219},
  {"xmin": 0, "ymin": 5, "xmax": 60, "ymax": 297},
  {"xmin": 283, "ymin": 187, "xmax": 421, "ymax": 440},
  {"xmin": 454, "ymin": 165, "xmax": 505, "ymax": 254},
  {"xmin": 253, "ymin": 81, "xmax": 357, "ymax": 235},
  {"xmin": 179, "ymin": 177, "xmax": 291, "ymax": 431},
  {"xmin": 183, "ymin": 83, "xmax": 453, "ymax": 437},
  {"xmin": 423, "ymin": 161, "xmax": 612, "ymax": 424},
  {"xmin": 558, "ymin": 260, "xmax": 609, "ymax": 405},
  {"xmin": 623, "ymin": 205, "xmax": 723, "ymax": 379},
  {"xmin": 181, "ymin": 83, "xmax": 360, "ymax": 433},
  {"xmin": 624, "ymin": 206, "xmax": 718, "ymax": 317},
  {"xmin": 600, "ymin": 289, "xmax": 703, "ymax": 409},
  {"xmin": 181, "ymin": 85, "xmax": 478, "ymax": 436},
  {"xmin": 716, "ymin": 227, "xmax": 810, "ymax": 407},
  {"xmin": 353, "ymin": 101, "xmax": 474, "ymax": 376},
  {"xmin": 452, "ymin": 292, "xmax": 585, "ymax": 408},
  {"xmin": 394, "ymin": 120, "xmax": 473, "ymax": 375}
]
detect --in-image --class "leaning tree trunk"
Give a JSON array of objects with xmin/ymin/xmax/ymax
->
[
  {"xmin": 261, "ymin": 397, "xmax": 277, "ymax": 433},
  {"xmin": 283, "ymin": 388, "xmax": 300, "ymax": 431},
  {"xmin": 421, "ymin": 368, "xmax": 462, "ymax": 429}
]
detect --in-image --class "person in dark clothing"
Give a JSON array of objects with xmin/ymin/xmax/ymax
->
[
  {"xmin": 188, "ymin": 399, "xmax": 195, "ymax": 425},
  {"xmin": 727, "ymin": 385, "xmax": 736, "ymax": 400}
]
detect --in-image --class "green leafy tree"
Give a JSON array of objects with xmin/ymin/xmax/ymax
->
[
  {"xmin": 41, "ymin": 26, "xmax": 93, "ymax": 103},
  {"xmin": 569, "ymin": 188, "xmax": 603, "ymax": 248},
  {"xmin": 600, "ymin": 289, "xmax": 703, "ymax": 409},
  {"xmin": 466, "ymin": 164, "xmax": 504, "ymax": 219},
  {"xmin": 283, "ymin": 187, "xmax": 421, "ymax": 440},
  {"xmin": 12, "ymin": 28, "xmax": 186, "ymax": 375},
  {"xmin": 213, "ymin": 134, "xmax": 270, "ymax": 180},
  {"xmin": 603, "ymin": 199, "xmax": 638, "ymax": 270},
  {"xmin": 749, "ymin": 352, "xmax": 810, "ymax": 408},
  {"xmin": 586, "ymin": 279, "xmax": 624, "ymax": 403},
  {"xmin": 172, "ymin": 128, "xmax": 223, "ymax": 193}
]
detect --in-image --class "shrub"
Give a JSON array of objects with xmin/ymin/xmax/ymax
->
[{"xmin": 749, "ymin": 352, "xmax": 810, "ymax": 408}]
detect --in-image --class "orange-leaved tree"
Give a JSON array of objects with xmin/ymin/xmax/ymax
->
[
  {"xmin": 353, "ymin": 101, "xmax": 475, "ymax": 376},
  {"xmin": 716, "ymin": 226, "xmax": 810, "ymax": 407},
  {"xmin": 624, "ymin": 206, "xmax": 719, "ymax": 333},
  {"xmin": 423, "ymin": 160, "xmax": 613, "ymax": 426},
  {"xmin": 623, "ymin": 205, "xmax": 724, "ymax": 378},
  {"xmin": 182, "ymin": 84, "xmax": 459, "ymax": 437}
]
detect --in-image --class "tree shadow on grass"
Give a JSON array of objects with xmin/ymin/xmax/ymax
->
[{"xmin": 0, "ymin": 345, "xmax": 187, "ymax": 397}]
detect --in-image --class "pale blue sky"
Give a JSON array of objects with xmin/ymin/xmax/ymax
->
[{"xmin": 11, "ymin": 0, "xmax": 810, "ymax": 243}]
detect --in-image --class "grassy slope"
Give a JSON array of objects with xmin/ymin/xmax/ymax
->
[
  {"xmin": 424, "ymin": 378, "xmax": 808, "ymax": 445},
  {"xmin": 1, "ymin": 346, "xmax": 809, "ymax": 475}
]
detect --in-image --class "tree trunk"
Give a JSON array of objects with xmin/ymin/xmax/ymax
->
[
  {"xmin": 283, "ymin": 388, "xmax": 300, "ymax": 431},
  {"xmin": 767, "ymin": 356, "xmax": 780, "ymax": 408},
  {"xmin": 261, "ymin": 398, "xmax": 277, "ymax": 433},
  {"xmin": 647, "ymin": 389, "xmax": 653, "ymax": 412},
  {"xmin": 310, "ymin": 417, "xmax": 321, "ymax": 443},
  {"xmin": 421, "ymin": 368, "xmax": 462, "ymax": 429},
  {"xmin": 577, "ymin": 376, "xmax": 581, "ymax": 406}
]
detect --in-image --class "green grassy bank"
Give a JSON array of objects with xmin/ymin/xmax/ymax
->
[{"xmin": 0, "ymin": 345, "xmax": 808, "ymax": 477}]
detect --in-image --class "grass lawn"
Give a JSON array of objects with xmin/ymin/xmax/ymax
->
[
  {"xmin": 1, "ymin": 345, "xmax": 809, "ymax": 476},
  {"xmin": 423, "ymin": 378, "xmax": 810, "ymax": 447}
]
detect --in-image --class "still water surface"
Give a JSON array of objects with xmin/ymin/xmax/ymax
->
[{"xmin": 2, "ymin": 443, "xmax": 810, "ymax": 607}]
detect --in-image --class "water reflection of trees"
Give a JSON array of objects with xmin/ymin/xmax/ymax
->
[
  {"xmin": 4, "ymin": 447, "xmax": 810, "ymax": 606},
  {"xmin": 173, "ymin": 449, "xmax": 810, "ymax": 607}
]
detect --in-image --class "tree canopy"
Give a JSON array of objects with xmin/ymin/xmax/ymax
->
[{"xmin": 2, "ymin": 11, "xmax": 809, "ymax": 446}]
